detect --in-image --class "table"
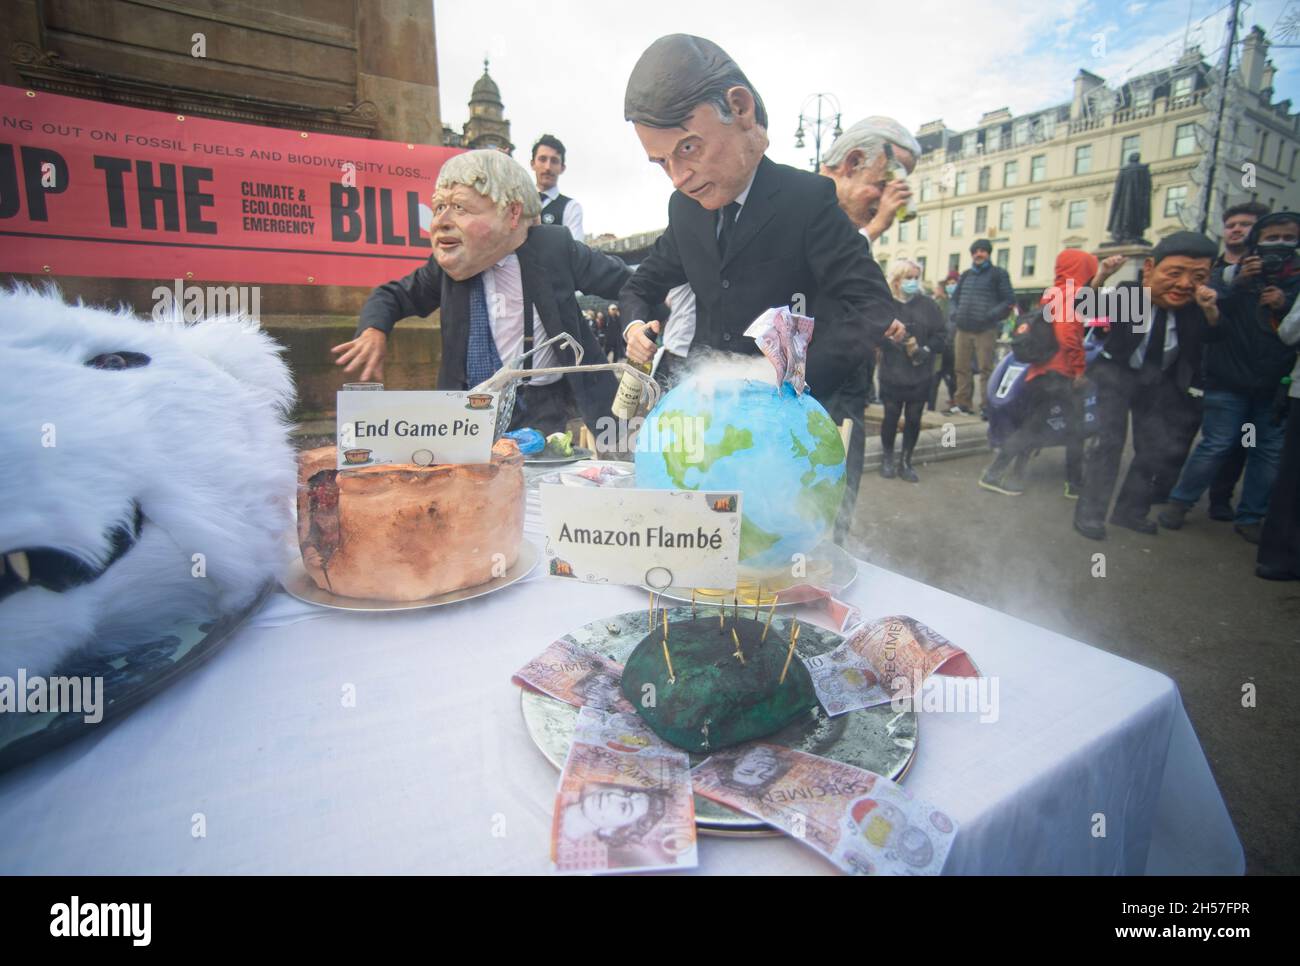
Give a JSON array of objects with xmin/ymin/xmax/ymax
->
[{"xmin": 0, "ymin": 525, "xmax": 1243, "ymax": 874}]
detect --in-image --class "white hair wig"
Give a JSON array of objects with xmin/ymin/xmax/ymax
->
[
  {"xmin": 889, "ymin": 258, "xmax": 923, "ymax": 289},
  {"xmin": 436, "ymin": 149, "xmax": 542, "ymax": 217},
  {"xmin": 823, "ymin": 116, "xmax": 922, "ymax": 170}
]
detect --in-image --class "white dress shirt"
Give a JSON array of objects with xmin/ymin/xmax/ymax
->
[
  {"xmin": 480, "ymin": 253, "xmax": 560, "ymax": 385},
  {"xmin": 538, "ymin": 185, "xmax": 584, "ymax": 242},
  {"xmin": 654, "ymin": 284, "xmax": 697, "ymax": 372}
]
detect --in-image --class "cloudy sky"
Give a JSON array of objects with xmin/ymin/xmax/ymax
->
[{"xmin": 435, "ymin": 0, "xmax": 1300, "ymax": 238}]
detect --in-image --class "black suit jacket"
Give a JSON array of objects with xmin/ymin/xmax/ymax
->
[
  {"xmin": 1093, "ymin": 280, "xmax": 1217, "ymax": 393},
  {"xmin": 618, "ymin": 156, "xmax": 896, "ymax": 401},
  {"xmin": 357, "ymin": 224, "xmax": 630, "ymax": 431}
]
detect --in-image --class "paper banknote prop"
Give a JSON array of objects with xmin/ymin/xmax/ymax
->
[
  {"xmin": 803, "ymin": 615, "xmax": 979, "ymax": 716},
  {"xmin": 552, "ymin": 707, "xmax": 698, "ymax": 874},
  {"xmin": 512, "ymin": 639, "xmax": 636, "ymax": 714},
  {"xmin": 744, "ymin": 306, "xmax": 815, "ymax": 394},
  {"xmin": 691, "ymin": 744, "xmax": 957, "ymax": 875}
]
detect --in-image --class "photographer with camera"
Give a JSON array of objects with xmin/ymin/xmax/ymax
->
[{"xmin": 1158, "ymin": 211, "xmax": 1300, "ymax": 544}]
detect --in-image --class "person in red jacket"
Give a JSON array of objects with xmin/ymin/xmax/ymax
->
[{"xmin": 979, "ymin": 248, "xmax": 1097, "ymax": 496}]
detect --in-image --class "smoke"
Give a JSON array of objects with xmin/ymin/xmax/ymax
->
[{"xmin": 660, "ymin": 347, "xmax": 775, "ymax": 396}]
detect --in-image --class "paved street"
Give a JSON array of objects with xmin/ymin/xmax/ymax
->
[{"xmin": 845, "ymin": 440, "xmax": 1300, "ymax": 875}]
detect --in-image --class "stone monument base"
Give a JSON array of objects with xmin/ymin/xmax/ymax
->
[{"xmin": 1094, "ymin": 241, "xmax": 1153, "ymax": 287}]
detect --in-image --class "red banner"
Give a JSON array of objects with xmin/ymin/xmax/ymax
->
[{"xmin": 0, "ymin": 85, "xmax": 461, "ymax": 287}]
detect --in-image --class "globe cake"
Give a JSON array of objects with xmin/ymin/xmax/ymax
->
[
  {"xmin": 620, "ymin": 611, "xmax": 818, "ymax": 753},
  {"xmin": 296, "ymin": 439, "xmax": 524, "ymax": 600}
]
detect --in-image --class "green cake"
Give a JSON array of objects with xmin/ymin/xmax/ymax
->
[{"xmin": 620, "ymin": 613, "xmax": 818, "ymax": 753}]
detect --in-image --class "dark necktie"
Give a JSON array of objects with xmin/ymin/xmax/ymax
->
[
  {"xmin": 539, "ymin": 191, "xmax": 547, "ymax": 203},
  {"xmin": 1143, "ymin": 308, "xmax": 1165, "ymax": 368},
  {"xmin": 466, "ymin": 275, "xmax": 503, "ymax": 388},
  {"xmin": 717, "ymin": 201, "xmax": 740, "ymax": 259}
]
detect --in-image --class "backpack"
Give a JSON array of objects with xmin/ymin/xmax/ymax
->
[{"xmin": 1010, "ymin": 307, "xmax": 1058, "ymax": 365}]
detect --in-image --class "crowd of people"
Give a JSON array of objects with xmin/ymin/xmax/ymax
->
[{"xmin": 332, "ymin": 32, "xmax": 1300, "ymax": 584}]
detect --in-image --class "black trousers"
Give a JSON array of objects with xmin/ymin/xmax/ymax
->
[
  {"xmin": 1000, "ymin": 371, "xmax": 1084, "ymax": 487},
  {"xmin": 1258, "ymin": 399, "xmax": 1300, "ymax": 576},
  {"xmin": 828, "ymin": 381, "xmax": 868, "ymax": 547},
  {"xmin": 1078, "ymin": 360, "xmax": 1203, "ymax": 523},
  {"xmin": 930, "ymin": 342, "xmax": 956, "ymax": 410}
]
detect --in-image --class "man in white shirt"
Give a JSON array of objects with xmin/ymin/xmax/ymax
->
[
  {"xmin": 532, "ymin": 134, "xmax": 585, "ymax": 242},
  {"xmin": 335, "ymin": 149, "xmax": 628, "ymax": 434}
]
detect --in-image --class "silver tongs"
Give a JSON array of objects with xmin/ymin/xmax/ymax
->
[{"xmin": 472, "ymin": 332, "xmax": 662, "ymax": 437}]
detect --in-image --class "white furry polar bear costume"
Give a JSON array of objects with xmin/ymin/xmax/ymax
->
[{"xmin": 0, "ymin": 286, "xmax": 296, "ymax": 679}]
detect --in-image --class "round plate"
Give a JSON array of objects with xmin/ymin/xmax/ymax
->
[
  {"xmin": 650, "ymin": 540, "xmax": 858, "ymax": 608},
  {"xmin": 280, "ymin": 540, "xmax": 538, "ymax": 612},
  {"xmin": 0, "ymin": 582, "xmax": 275, "ymax": 775},
  {"xmin": 520, "ymin": 604, "xmax": 918, "ymax": 835},
  {"xmin": 524, "ymin": 446, "xmax": 595, "ymax": 465}
]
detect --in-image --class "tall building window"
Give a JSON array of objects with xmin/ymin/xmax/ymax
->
[
  {"xmin": 999, "ymin": 200, "xmax": 1014, "ymax": 230},
  {"xmin": 898, "ymin": 221, "xmax": 910, "ymax": 242},
  {"xmin": 978, "ymin": 166, "xmax": 991, "ymax": 192},
  {"xmin": 1022, "ymin": 245, "xmax": 1037, "ymax": 277},
  {"xmin": 917, "ymin": 256, "xmax": 927, "ymax": 278},
  {"xmin": 1004, "ymin": 160, "xmax": 1019, "ymax": 186},
  {"xmin": 1067, "ymin": 200, "xmax": 1087, "ymax": 229},
  {"xmin": 879, "ymin": 232, "xmax": 889, "ymax": 246},
  {"xmin": 917, "ymin": 215, "xmax": 929, "ymax": 240},
  {"xmin": 975, "ymin": 205, "xmax": 988, "ymax": 233},
  {"xmin": 1171, "ymin": 74, "xmax": 1193, "ymax": 100},
  {"xmin": 920, "ymin": 177, "xmax": 933, "ymax": 202},
  {"xmin": 948, "ymin": 253, "xmax": 961, "ymax": 274},
  {"xmin": 951, "ymin": 209, "xmax": 965, "ymax": 236},
  {"xmin": 1026, "ymin": 197, "xmax": 1041, "ymax": 227},
  {"xmin": 1121, "ymin": 134, "xmax": 1140, "ymax": 161},
  {"xmin": 1014, "ymin": 119, "xmax": 1030, "ymax": 145},
  {"xmin": 955, "ymin": 171, "xmax": 968, "ymax": 196},
  {"xmin": 1030, "ymin": 154, "xmax": 1047, "ymax": 182},
  {"xmin": 986, "ymin": 128, "xmax": 1002, "ymax": 152},
  {"xmin": 1173, "ymin": 123, "xmax": 1196, "ymax": 157},
  {"xmin": 1164, "ymin": 185, "xmax": 1188, "ymax": 217},
  {"xmin": 996, "ymin": 248, "xmax": 1010, "ymax": 270},
  {"xmin": 1074, "ymin": 144, "xmax": 1092, "ymax": 174}
]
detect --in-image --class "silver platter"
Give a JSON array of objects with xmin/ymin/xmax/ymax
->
[
  {"xmin": 524, "ymin": 446, "xmax": 595, "ymax": 465},
  {"xmin": 521, "ymin": 604, "xmax": 918, "ymax": 836},
  {"xmin": 280, "ymin": 540, "xmax": 539, "ymax": 612},
  {"xmin": 649, "ymin": 539, "xmax": 859, "ymax": 608}
]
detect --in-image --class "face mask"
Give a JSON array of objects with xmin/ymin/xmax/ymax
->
[
  {"xmin": 901, "ymin": 279, "xmax": 920, "ymax": 295},
  {"xmin": 945, "ymin": 284, "xmax": 956, "ymax": 296}
]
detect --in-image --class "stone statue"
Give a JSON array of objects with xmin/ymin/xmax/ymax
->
[{"xmin": 1106, "ymin": 153, "xmax": 1152, "ymax": 245}]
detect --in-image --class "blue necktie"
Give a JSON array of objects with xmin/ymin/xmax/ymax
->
[{"xmin": 466, "ymin": 274, "xmax": 503, "ymax": 388}]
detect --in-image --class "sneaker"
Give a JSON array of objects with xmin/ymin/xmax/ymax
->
[
  {"xmin": 979, "ymin": 470, "xmax": 1023, "ymax": 496},
  {"xmin": 1234, "ymin": 522, "xmax": 1262, "ymax": 545},
  {"xmin": 1110, "ymin": 512, "xmax": 1158, "ymax": 535},
  {"xmin": 1157, "ymin": 504, "xmax": 1190, "ymax": 530},
  {"xmin": 1208, "ymin": 503, "xmax": 1234, "ymax": 522},
  {"xmin": 945, "ymin": 405, "xmax": 965, "ymax": 416},
  {"xmin": 879, "ymin": 452, "xmax": 897, "ymax": 479}
]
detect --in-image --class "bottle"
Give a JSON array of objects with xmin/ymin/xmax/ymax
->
[
  {"xmin": 885, "ymin": 161, "xmax": 917, "ymax": 223},
  {"xmin": 611, "ymin": 323, "xmax": 658, "ymax": 419}
]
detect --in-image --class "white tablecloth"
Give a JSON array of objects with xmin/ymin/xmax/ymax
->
[{"xmin": 0, "ymin": 538, "xmax": 1242, "ymax": 875}]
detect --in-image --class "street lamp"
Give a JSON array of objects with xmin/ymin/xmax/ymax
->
[{"xmin": 795, "ymin": 93, "xmax": 842, "ymax": 172}]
